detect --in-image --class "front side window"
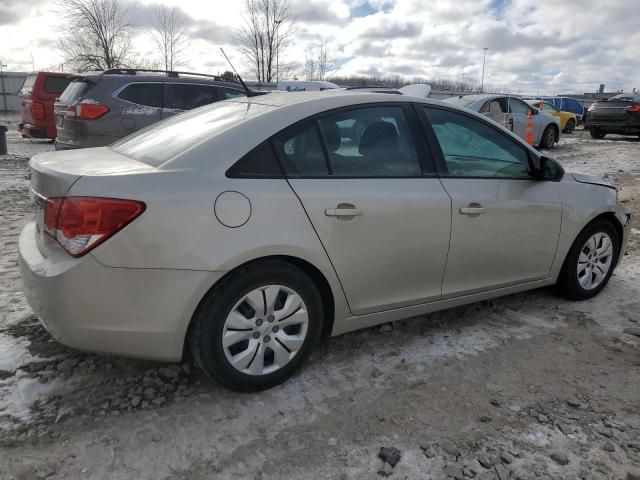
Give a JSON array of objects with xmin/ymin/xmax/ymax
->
[
  {"xmin": 118, "ymin": 83, "xmax": 163, "ymax": 108},
  {"xmin": 273, "ymin": 106, "xmax": 422, "ymax": 177},
  {"xmin": 542, "ymin": 102, "xmax": 557, "ymax": 112},
  {"xmin": 165, "ymin": 84, "xmax": 220, "ymax": 110},
  {"xmin": 424, "ymin": 107, "xmax": 531, "ymax": 179},
  {"xmin": 507, "ymin": 98, "xmax": 531, "ymax": 114}
]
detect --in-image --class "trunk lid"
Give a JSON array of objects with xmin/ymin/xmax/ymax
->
[
  {"xmin": 19, "ymin": 74, "xmax": 37, "ymax": 125},
  {"xmin": 589, "ymin": 100, "xmax": 638, "ymax": 121},
  {"xmin": 54, "ymin": 78, "xmax": 92, "ymax": 142}
]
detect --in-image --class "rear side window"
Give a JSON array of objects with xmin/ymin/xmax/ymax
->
[
  {"xmin": 118, "ymin": 83, "xmax": 163, "ymax": 108},
  {"xmin": 58, "ymin": 80, "xmax": 89, "ymax": 104},
  {"xmin": 165, "ymin": 84, "xmax": 220, "ymax": 110},
  {"xmin": 19, "ymin": 75, "xmax": 36, "ymax": 96},
  {"xmin": 272, "ymin": 106, "xmax": 422, "ymax": 177},
  {"xmin": 44, "ymin": 76, "xmax": 73, "ymax": 94},
  {"xmin": 226, "ymin": 142, "xmax": 283, "ymax": 178}
]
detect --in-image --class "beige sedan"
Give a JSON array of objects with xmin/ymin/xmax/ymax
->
[{"xmin": 20, "ymin": 91, "xmax": 631, "ymax": 391}]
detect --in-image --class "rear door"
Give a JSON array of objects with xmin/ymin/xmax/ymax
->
[
  {"xmin": 273, "ymin": 104, "xmax": 452, "ymax": 315},
  {"xmin": 162, "ymin": 83, "xmax": 221, "ymax": 118},
  {"xmin": 419, "ymin": 105, "xmax": 562, "ymax": 297}
]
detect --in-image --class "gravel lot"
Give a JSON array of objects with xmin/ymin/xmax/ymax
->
[{"xmin": 1, "ymin": 114, "xmax": 639, "ymax": 480}]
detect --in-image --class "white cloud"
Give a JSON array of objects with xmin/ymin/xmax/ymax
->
[{"xmin": 0, "ymin": 0, "xmax": 638, "ymax": 94}]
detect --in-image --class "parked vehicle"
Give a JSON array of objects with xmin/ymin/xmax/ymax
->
[
  {"xmin": 526, "ymin": 99, "xmax": 578, "ymax": 133},
  {"xmin": 584, "ymin": 93, "xmax": 640, "ymax": 139},
  {"xmin": 18, "ymin": 71, "xmax": 74, "ymax": 140},
  {"xmin": 54, "ymin": 69, "xmax": 247, "ymax": 150},
  {"xmin": 537, "ymin": 97, "xmax": 585, "ymax": 124},
  {"xmin": 276, "ymin": 80, "xmax": 339, "ymax": 92},
  {"xmin": 21, "ymin": 92, "xmax": 631, "ymax": 391},
  {"xmin": 446, "ymin": 94, "xmax": 561, "ymax": 148}
]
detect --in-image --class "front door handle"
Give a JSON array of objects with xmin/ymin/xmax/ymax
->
[
  {"xmin": 325, "ymin": 203, "xmax": 363, "ymax": 217},
  {"xmin": 460, "ymin": 203, "xmax": 485, "ymax": 215}
]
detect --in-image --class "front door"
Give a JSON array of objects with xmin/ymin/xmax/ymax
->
[
  {"xmin": 272, "ymin": 105, "xmax": 452, "ymax": 315},
  {"xmin": 421, "ymin": 105, "xmax": 562, "ymax": 297},
  {"xmin": 507, "ymin": 97, "xmax": 536, "ymax": 143}
]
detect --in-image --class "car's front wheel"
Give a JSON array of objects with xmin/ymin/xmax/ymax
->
[
  {"xmin": 539, "ymin": 125, "xmax": 557, "ymax": 149},
  {"xmin": 590, "ymin": 127, "xmax": 606, "ymax": 139},
  {"xmin": 563, "ymin": 118, "xmax": 576, "ymax": 134},
  {"xmin": 557, "ymin": 220, "xmax": 619, "ymax": 300},
  {"xmin": 190, "ymin": 260, "xmax": 324, "ymax": 392}
]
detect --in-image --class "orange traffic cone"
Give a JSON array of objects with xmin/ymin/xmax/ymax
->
[{"xmin": 525, "ymin": 109, "xmax": 534, "ymax": 145}]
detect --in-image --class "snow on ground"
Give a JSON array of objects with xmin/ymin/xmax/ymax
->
[{"xmin": 1, "ymin": 117, "xmax": 640, "ymax": 479}]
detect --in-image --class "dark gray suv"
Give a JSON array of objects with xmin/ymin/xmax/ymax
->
[{"xmin": 54, "ymin": 69, "xmax": 246, "ymax": 150}]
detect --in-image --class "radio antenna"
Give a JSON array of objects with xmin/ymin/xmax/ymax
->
[{"xmin": 220, "ymin": 48, "xmax": 256, "ymax": 97}]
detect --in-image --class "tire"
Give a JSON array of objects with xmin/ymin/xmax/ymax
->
[
  {"xmin": 189, "ymin": 260, "xmax": 323, "ymax": 392},
  {"xmin": 539, "ymin": 125, "xmax": 557, "ymax": 149},
  {"xmin": 557, "ymin": 220, "xmax": 619, "ymax": 300},
  {"xmin": 563, "ymin": 119, "xmax": 575, "ymax": 134},
  {"xmin": 590, "ymin": 127, "xmax": 606, "ymax": 139}
]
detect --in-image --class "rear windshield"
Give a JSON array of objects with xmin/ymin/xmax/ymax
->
[
  {"xmin": 58, "ymin": 80, "xmax": 90, "ymax": 104},
  {"xmin": 19, "ymin": 75, "xmax": 37, "ymax": 96},
  {"xmin": 111, "ymin": 100, "xmax": 273, "ymax": 166},
  {"xmin": 44, "ymin": 76, "xmax": 73, "ymax": 94}
]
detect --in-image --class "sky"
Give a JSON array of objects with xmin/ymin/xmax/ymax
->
[{"xmin": 0, "ymin": 0, "xmax": 638, "ymax": 95}]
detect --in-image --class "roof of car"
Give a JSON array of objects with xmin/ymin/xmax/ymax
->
[{"xmin": 231, "ymin": 90, "xmax": 443, "ymax": 108}]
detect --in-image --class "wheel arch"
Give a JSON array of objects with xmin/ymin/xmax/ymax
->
[
  {"xmin": 182, "ymin": 254, "xmax": 337, "ymax": 360},
  {"xmin": 558, "ymin": 211, "xmax": 624, "ymax": 278}
]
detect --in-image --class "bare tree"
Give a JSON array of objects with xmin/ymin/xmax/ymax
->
[
  {"xmin": 237, "ymin": 0, "xmax": 295, "ymax": 82},
  {"xmin": 57, "ymin": 0, "xmax": 133, "ymax": 72},
  {"xmin": 151, "ymin": 5, "xmax": 189, "ymax": 71},
  {"xmin": 304, "ymin": 40, "xmax": 335, "ymax": 81}
]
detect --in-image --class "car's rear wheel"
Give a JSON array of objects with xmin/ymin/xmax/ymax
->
[
  {"xmin": 539, "ymin": 125, "xmax": 557, "ymax": 149},
  {"xmin": 190, "ymin": 260, "xmax": 323, "ymax": 392},
  {"xmin": 563, "ymin": 119, "xmax": 575, "ymax": 134},
  {"xmin": 590, "ymin": 127, "xmax": 606, "ymax": 139},
  {"xmin": 557, "ymin": 220, "xmax": 619, "ymax": 300}
]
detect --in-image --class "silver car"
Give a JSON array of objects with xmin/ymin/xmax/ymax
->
[
  {"xmin": 20, "ymin": 92, "xmax": 631, "ymax": 391},
  {"xmin": 445, "ymin": 94, "xmax": 562, "ymax": 148}
]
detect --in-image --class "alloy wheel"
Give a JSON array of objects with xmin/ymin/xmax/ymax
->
[
  {"xmin": 222, "ymin": 285, "xmax": 309, "ymax": 376},
  {"xmin": 577, "ymin": 232, "xmax": 613, "ymax": 290}
]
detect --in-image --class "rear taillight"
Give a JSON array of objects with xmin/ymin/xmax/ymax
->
[
  {"xmin": 628, "ymin": 104, "xmax": 640, "ymax": 113},
  {"xmin": 65, "ymin": 101, "xmax": 110, "ymax": 120},
  {"xmin": 31, "ymin": 102, "xmax": 45, "ymax": 120},
  {"xmin": 43, "ymin": 197, "xmax": 145, "ymax": 257}
]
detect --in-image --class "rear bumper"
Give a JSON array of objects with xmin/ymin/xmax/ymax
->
[
  {"xmin": 18, "ymin": 122, "xmax": 49, "ymax": 139},
  {"xmin": 54, "ymin": 140, "xmax": 83, "ymax": 150},
  {"xmin": 19, "ymin": 221, "xmax": 222, "ymax": 362},
  {"xmin": 585, "ymin": 118, "xmax": 640, "ymax": 134}
]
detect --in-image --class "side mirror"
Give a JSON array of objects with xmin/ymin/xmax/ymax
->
[
  {"xmin": 530, "ymin": 108, "xmax": 539, "ymax": 115},
  {"xmin": 530, "ymin": 155, "xmax": 563, "ymax": 180}
]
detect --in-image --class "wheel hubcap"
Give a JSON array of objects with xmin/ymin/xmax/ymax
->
[
  {"xmin": 222, "ymin": 285, "xmax": 309, "ymax": 376},
  {"xmin": 577, "ymin": 232, "xmax": 613, "ymax": 290},
  {"xmin": 546, "ymin": 129, "xmax": 555, "ymax": 145}
]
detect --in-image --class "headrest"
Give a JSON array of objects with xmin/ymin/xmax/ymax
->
[{"xmin": 359, "ymin": 121, "xmax": 399, "ymax": 156}]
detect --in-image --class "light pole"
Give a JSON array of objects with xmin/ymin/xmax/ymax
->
[
  {"xmin": 0, "ymin": 61, "xmax": 7, "ymax": 113},
  {"xmin": 275, "ymin": 19, "xmax": 282, "ymax": 83},
  {"xmin": 481, "ymin": 47, "xmax": 489, "ymax": 93}
]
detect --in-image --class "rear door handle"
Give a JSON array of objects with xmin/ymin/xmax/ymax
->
[
  {"xmin": 325, "ymin": 208, "xmax": 364, "ymax": 217},
  {"xmin": 325, "ymin": 203, "xmax": 363, "ymax": 217},
  {"xmin": 460, "ymin": 203, "xmax": 485, "ymax": 215}
]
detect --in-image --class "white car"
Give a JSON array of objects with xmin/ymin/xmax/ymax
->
[{"xmin": 20, "ymin": 92, "xmax": 631, "ymax": 391}]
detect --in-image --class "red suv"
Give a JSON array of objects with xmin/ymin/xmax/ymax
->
[{"xmin": 18, "ymin": 72, "xmax": 74, "ymax": 140}]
